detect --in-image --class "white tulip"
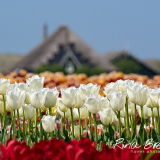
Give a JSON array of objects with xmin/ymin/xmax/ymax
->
[
  {"xmin": 80, "ymin": 105, "xmax": 88, "ymax": 120},
  {"xmin": 6, "ymin": 101, "xmax": 11, "ymax": 112},
  {"xmin": 117, "ymin": 79, "xmax": 134, "ymax": 94},
  {"xmin": 153, "ymin": 107, "xmax": 160, "ymax": 117},
  {"xmin": 108, "ymin": 91, "xmax": 127, "ymax": 111},
  {"xmin": 73, "ymin": 125, "xmax": 80, "ymax": 138},
  {"xmin": 100, "ymin": 97, "xmax": 110, "ymax": 109},
  {"xmin": 12, "ymin": 107, "xmax": 23, "ymax": 118},
  {"xmin": 103, "ymin": 82, "xmax": 119, "ymax": 98},
  {"xmin": 68, "ymin": 108, "xmax": 79, "ymax": 121},
  {"xmin": 0, "ymin": 95, "xmax": 6, "ymax": 101},
  {"xmin": 127, "ymin": 85, "xmax": 148, "ymax": 107},
  {"xmin": 6, "ymin": 88, "xmax": 25, "ymax": 110},
  {"xmin": 85, "ymin": 94, "xmax": 101, "ymax": 114},
  {"xmin": 75, "ymin": 91, "xmax": 84, "ymax": 108},
  {"xmin": 41, "ymin": 115, "xmax": 56, "ymax": 133},
  {"xmin": 26, "ymin": 75, "xmax": 44, "ymax": 90},
  {"xmin": 61, "ymin": 87, "xmax": 77, "ymax": 108},
  {"xmin": 146, "ymin": 89, "xmax": 160, "ymax": 108},
  {"xmin": 114, "ymin": 115, "xmax": 125, "ymax": 125},
  {"xmin": 9, "ymin": 82, "xmax": 28, "ymax": 91},
  {"xmin": 0, "ymin": 78, "xmax": 10, "ymax": 95},
  {"xmin": 24, "ymin": 92, "xmax": 31, "ymax": 104},
  {"xmin": 44, "ymin": 88, "xmax": 59, "ymax": 108},
  {"xmin": 23, "ymin": 104, "xmax": 36, "ymax": 120},
  {"xmin": 57, "ymin": 107, "xmax": 71, "ymax": 119},
  {"xmin": 79, "ymin": 83, "xmax": 100, "ymax": 101},
  {"xmin": 41, "ymin": 106, "xmax": 48, "ymax": 112},
  {"xmin": 128, "ymin": 102, "xmax": 136, "ymax": 116},
  {"xmin": 120, "ymin": 107, "xmax": 126, "ymax": 118},
  {"xmin": 0, "ymin": 101, "xmax": 4, "ymax": 114},
  {"xmin": 137, "ymin": 105, "xmax": 151, "ymax": 119},
  {"xmin": 56, "ymin": 98, "xmax": 68, "ymax": 112},
  {"xmin": 99, "ymin": 108, "xmax": 115, "ymax": 125},
  {"xmin": 29, "ymin": 89, "xmax": 47, "ymax": 109},
  {"xmin": 120, "ymin": 105, "xmax": 133, "ymax": 118}
]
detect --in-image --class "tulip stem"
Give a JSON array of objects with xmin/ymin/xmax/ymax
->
[
  {"xmin": 85, "ymin": 118, "xmax": 88, "ymax": 133},
  {"xmin": 62, "ymin": 112, "xmax": 66, "ymax": 132},
  {"xmin": 157, "ymin": 108, "xmax": 159, "ymax": 134},
  {"xmin": 130, "ymin": 116, "xmax": 133, "ymax": 137},
  {"xmin": 49, "ymin": 108, "xmax": 52, "ymax": 115},
  {"xmin": 63, "ymin": 112, "xmax": 65, "ymax": 135},
  {"xmin": 0, "ymin": 114, "xmax": 3, "ymax": 132},
  {"xmin": 145, "ymin": 119, "xmax": 148, "ymax": 138},
  {"xmin": 39, "ymin": 109, "xmax": 42, "ymax": 140},
  {"xmin": 35, "ymin": 109, "xmax": 38, "ymax": 142},
  {"xmin": 112, "ymin": 123, "xmax": 115, "ymax": 131},
  {"xmin": 93, "ymin": 114, "xmax": 97, "ymax": 143},
  {"xmin": 81, "ymin": 120, "xmax": 83, "ymax": 136},
  {"xmin": 70, "ymin": 108, "xmax": 74, "ymax": 138},
  {"xmin": 61, "ymin": 118, "xmax": 64, "ymax": 136},
  {"xmin": 148, "ymin": 117, "xmax": 150, "ymax": 132},
  {"xmin": 118, "ymin": 111, "xmax": 121, "ymax": 139},
  {"xmin": 22, "ymin": 106, "xmax": 25, "ymax": 140},
  {"xmin": 134, "ymin": 104, "xmax": 137, "ymax": 136},
  {"xmin": 49, "ymin": 108, "xmax": 53, "ymax": 139},
  {"xmin": 28, "ymin": 119, "xmax": 31, "ymax": 138},
  {"xmin": 32, "ymin": 121, "xmax": 33, "ymax": 137},
  {"xmin": 3, "ymin": 95, "xmax": 6, "ymax": 129},
  {"xmin": 106, "ymin": 125, "xmax": 110, "ymax": 147},
  {"xmin": 155, "ymin": 117, "xmax": 158, "ymax": 132},
  {"xmin": 64, "ymin": 112, "xmax": 65, "ymax": 124},
  {"xmin": 141, "ymin": 106, "xmax": 144, "ymax": 142},
  {"xmin": 88, "ymin": 112, "xmax": 93, "ymax": 140},
  {"xmin": 13, "ymin": 109, "xmax": 15, "ymax": 139},
  {"xmin": 124, "ymin": 118, "xmax": 126, "ymax": 137},
  {"xmin": 78, "ymin": 108, "xmax": 81, "ymax": 138},
  {"xmin": 151, "ymin": 108, "xmax": 154, "ymax": 130},
  {"xmin": 17, "ymin": 109, "xmax": 21, "ymax": 138},
  {"xmin": 67, "ymin": 119, "xmax": 70, "ymax": 138},
  {"xmin": 144, "ymin": 119, "xmax": 147, "ymax": 128},
  {"xmin": 125, "ymin": 99, "xmax": 130, "ymax": 139}
]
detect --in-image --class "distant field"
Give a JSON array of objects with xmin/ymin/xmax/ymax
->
[{"xmin": 0, "ymin": 54, "xmax": 23, "ymax": 73}]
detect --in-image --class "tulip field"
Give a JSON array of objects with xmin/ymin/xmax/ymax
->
[{"xmin": 1, "ymin": 70, "xmax": 160, "ymax": 159}]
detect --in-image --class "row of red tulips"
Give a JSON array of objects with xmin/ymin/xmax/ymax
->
[{"xmin": 0, "ymin": 138, "xmax": 160, "ymax": 160}]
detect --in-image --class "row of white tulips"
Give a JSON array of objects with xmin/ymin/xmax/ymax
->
[{"xmin": 0, "ymin": 75, "xmax": 160, "ymax": 142}]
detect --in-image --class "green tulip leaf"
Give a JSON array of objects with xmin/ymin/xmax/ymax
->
[
  {"xmin": 121, "ymin": 131, "xmax": 128, "ymax": 144},
  {"xmin": 144, "ymin": 129, "xmax": 147, "ymax": 142},
  {"xmin": 152, "ymin": 128, "xmax": 158, "ymax": 142},
  {"xmin": 63, "ymin": 126, "xmax": 70, "ymax": 143},
  {"xmin": 85, "ymin": 131, "xmax": 89, "ymax": 138}
]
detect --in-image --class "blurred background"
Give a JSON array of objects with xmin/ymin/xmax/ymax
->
[{"xmin": 0, "ymin": 1, "xmax": 160, "ymax": 76}]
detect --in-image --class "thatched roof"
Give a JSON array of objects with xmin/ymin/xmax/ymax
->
[
  {"xmin": 10, "ymin": 25, "xmax": 160, "ymax": 75},
  {"xmin": 11, "ymin": 25, "xmax": 106, "ymax": 71},
  {"xmin": 102, "ymin": 50, "xmax": 160, "ymax": 75}
]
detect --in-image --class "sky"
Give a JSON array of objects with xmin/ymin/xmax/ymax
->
[{"xmin": 0, "ymin": 1, "xmax": 160, "ymax": 60}]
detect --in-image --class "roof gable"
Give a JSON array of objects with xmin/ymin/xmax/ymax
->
[
  {"xmin": 103, "ymin": 50, "xmax": 160, "ymax": 75},
  {"xmin": 11, "ymin": 25, "xmax": 104, "ymax": 71}
]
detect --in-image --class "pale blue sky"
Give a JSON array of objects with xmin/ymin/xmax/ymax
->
[{"xmin": 0, "ymin": 1, "xmax": 160, "ymax": 60}]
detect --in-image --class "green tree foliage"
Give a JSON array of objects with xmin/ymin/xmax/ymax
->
[
  {"xmin": 113, "ymin": 57, "xmax": 142, "ymax": 74},
  {"xmin": 34, "ymin": 64, "xmax": 104, "ymax": 76},
  {"xmin": 75, "ymin": 65, "xmax": 105, "ymax": 76},
  {"xmin": 34, "ymin": 64, "xmax": 64, "ymax": 73}
]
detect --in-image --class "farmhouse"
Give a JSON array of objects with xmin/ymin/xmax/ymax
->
[{"xmin": 10, "ymin": 25, "xmax": 159, "ymax": 76}]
